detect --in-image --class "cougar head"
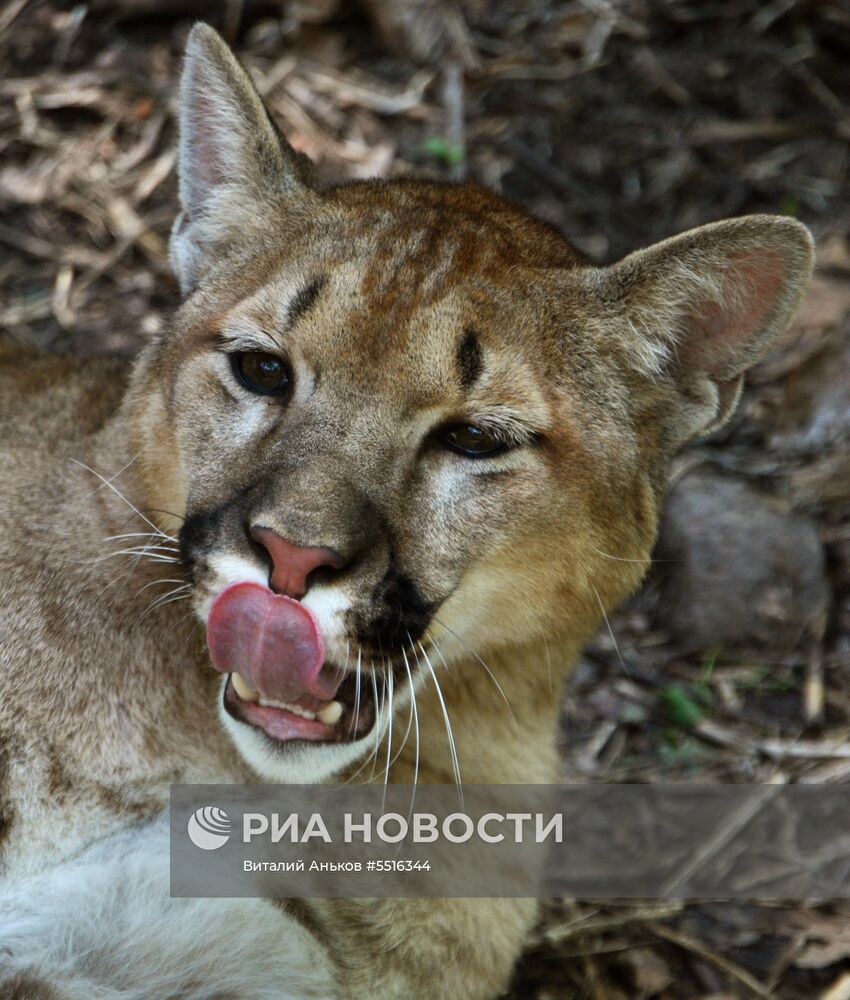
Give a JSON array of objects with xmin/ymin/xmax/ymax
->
[{"xmin": 128, "ymin": 24, "xmax": 813, "ymax": 781}]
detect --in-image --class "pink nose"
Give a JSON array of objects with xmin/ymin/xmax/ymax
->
[{"xmin": 251, "ymin": 526, "xmax": 344, "ymax": 601}]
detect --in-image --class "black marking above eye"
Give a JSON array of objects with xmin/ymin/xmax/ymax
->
[
  {"xmin": 287, "ymin": 275, "xmax": 326, "ymax": 328},
  {"xmin": 457, "ymin": 328, "xmax": 483, "ymax": 390}
]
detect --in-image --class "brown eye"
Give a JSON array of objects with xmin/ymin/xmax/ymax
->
[
  {"xmin": 232, "ymin": 352, "xmax": 290, "ymax": 397},
  {"xmin": 441, "ymin": 424, "xmax": 507, "ymax": 458}
]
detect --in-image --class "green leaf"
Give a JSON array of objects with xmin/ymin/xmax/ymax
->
[
  {"xmin": 780, "ymin": 193, "xmax": 799, "ymax": 217},
  {"xmin": 659, "ymin": 684, "xmax": 703, "ymax": 729},
  {"xmin": 423, "ymin": 136, "xmax": 465, "ymax": 166}
]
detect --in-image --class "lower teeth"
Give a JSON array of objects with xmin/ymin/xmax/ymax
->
[
  {"xmin": 253, "ymin": 697, "xmax": 344, "ymax": 726},
  {"xmin": 257, "ymin": 697, "xmax": 316, "ymax": 720},
  {"xmin": 230, "ymin": 675, "xmax": 344, "ymax": 728}
]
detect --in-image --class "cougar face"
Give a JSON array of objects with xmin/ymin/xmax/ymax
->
[
  {"xmin": 142, "ymin": 185, "xmax": 638, "ymax": 780},
  {"xmin": 129, "ymin": 26, "xmax": 813, "ymax": 782}
]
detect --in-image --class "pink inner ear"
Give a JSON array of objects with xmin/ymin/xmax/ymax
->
[
  {"xmin": 184, "ymin": 91, "xmax": 227, "ymax": 213},
  {"xmin": 683, "ymin": 250, "xmax": 787, "ymax": 378}
]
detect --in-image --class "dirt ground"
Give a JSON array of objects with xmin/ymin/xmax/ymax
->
[{"xmin": 1, "ymin": 1, "xmax": 849, "ymax": 997}]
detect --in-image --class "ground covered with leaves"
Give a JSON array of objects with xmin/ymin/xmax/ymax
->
[{"xmin": 1, "ymin": 1, "xmax": 849, "ymax": 997}]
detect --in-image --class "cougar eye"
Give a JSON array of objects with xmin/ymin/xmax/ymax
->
[
  {"xmin": 441, "ymin": 424, "xmax": 507, "ymax": 458},
  {"xmin": 231, "ymin": 352, "xmax": 290, "ymax": 396}
]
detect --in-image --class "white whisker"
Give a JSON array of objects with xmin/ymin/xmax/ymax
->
[
  {"xmin": 418, "ymin": 640, "xmax": 463, "ymax": 801},
  {"xmin": 135, "ymin": 577, "xmax": 190, "ymax": 597},
  {"xmin": 429, "ymin": 614, "xmax": 517, "ymax": 728},
  {"xmin": 344, "ymin": 661, "xmax": 382, "ymax": 786},
  {"xmin": 543, "ymin": 636, "xmax": 554, "ymax": 697},
  {"xmin": 90, "ymin": 548, "xmax": 180, "ymax": 566},
  {"xmin": 71, "ymin": 459, "xmax": 170, "ymax": 539},
  {"xmin": 387, "ymin": 641, "xmax": 416, "ymax": 772},
  {"xmin": 349, "ymin": 647, "xmax": 362, "ymax": 740},
  {"xmin": 76, "ymin": 452, "xmax": 141, "ymax": 503},
  {"xmin": 136, "ymin": 586, "xmax": 192, "ymax": 624},
  {"xmin": 120, "ymin": 543, "xmax": 180, "ymax": 556},
  {"xmin": 592, "ymin": 585, "xmax": 630, "ymax": 678},
  {"xmin": 382, "ymin": 666, "xmax": 394, "ymax": 809},
  {"xmin": 367, "ymin": 661, "xmax": 382, "ymax": 783},
  {"xmin": 401, "ymin": 643, "xmax": 420, "ymax": 816},
  {"xmin": 591, "ymin": 546, "xmax": 663, "ymax": 565},
  {"xmin": 102, "ymin": 531, "xmax": 179, "ymax": 546}
]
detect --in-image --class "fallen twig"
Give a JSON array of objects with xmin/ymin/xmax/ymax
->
[{"xmin": 650, "ymin": 922, "xmax": 777, "ymax": 999}]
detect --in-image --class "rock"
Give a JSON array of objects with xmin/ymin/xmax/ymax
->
[
  {"xmin": 769, "ymin": 331, "xmax": 850, "ymax": 456},
  {"xmin": 655, "ymin": 471, "xmax": 829, "ymax": 652}
]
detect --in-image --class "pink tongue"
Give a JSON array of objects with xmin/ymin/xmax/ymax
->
[{"xmin": 207, "ymin": 582, "xmax": 334, "ymax": 703}]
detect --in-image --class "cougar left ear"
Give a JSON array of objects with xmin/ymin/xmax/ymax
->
[
  {"xmin": 171, "ymin": 23, "xmax": 313, "ymax": 294},
  {"xmin": 595, "ymin": 215, "xmax": 814, "ymax": 441}
]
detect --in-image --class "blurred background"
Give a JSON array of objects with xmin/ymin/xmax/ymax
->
[{"xmin": 1, "ymin": 1, "xmax": 849, "ymax": 997}]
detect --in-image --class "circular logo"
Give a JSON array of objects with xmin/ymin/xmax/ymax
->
[{"xmin": 187, "ymin": 805, "xmax": 231, "ymax": 850}]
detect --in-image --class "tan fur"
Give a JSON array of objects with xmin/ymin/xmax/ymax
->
[{"xmin": 0, "ymin": 24, "xmax": 814, "ymax": 1000}]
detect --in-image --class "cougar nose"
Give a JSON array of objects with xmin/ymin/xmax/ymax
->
[{"xmin": 250, "ymin": 526, "xmax": 345, "ymax": 601}]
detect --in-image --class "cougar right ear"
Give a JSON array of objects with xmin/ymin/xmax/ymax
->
[
  {"xmin": 586, "ymin": 214, "xmax": 814, "ymax": 445},
  {"xmin": 171, "ymin": 23, "xmax": 312, "ymax": 294}
]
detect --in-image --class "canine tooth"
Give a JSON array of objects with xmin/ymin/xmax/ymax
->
[
  {"xmin": 317, "ymin": 701, "xmax": 343, "ymax": 726},
  {"xmin": 232, "ymin": 673, "xmax": 258, "ymax": 702}
]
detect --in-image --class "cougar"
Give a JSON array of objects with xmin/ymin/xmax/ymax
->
[{"xmin": 0, "ymin": 23, "xmax": 814, "ymax": 1000}]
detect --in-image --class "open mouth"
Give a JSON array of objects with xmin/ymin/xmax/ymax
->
[
  {"xmin": 222, "ymin": 669, "xmax": 379, "ymax": 745},
  {"xmin": 207, "ymin": 580, "xmax": 391, "ymax": 747}
]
